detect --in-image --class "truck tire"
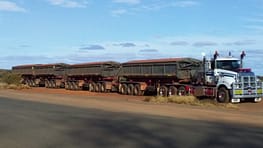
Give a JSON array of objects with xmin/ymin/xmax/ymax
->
[
  {"xmin": 72, "ymin": 82, "xmax": 79, "ymax": 90},
  {"xmin": 127, "ymin": 84, "xmax": 134, "ymax": 95},
  {"xmin": 133, "ymin": 84, "xmax": 141, "ymax": 96},
  {"xmin": 120, "ymin": 84, "xmax": 128, "ymax": 95},
  {"xmin": 65, "ymin": 82, "xmax": 69, "ymax": 90},
  {"xmin": 101, "ymin": 83, "xmax": 106, "ymax": 92},
  {"xmin": 159, "ymin": 86, "xmax": 168, "ymax": 97},
  {"xmin": 217, "ymin": 87, "xmax": 230, "ymax": 103},
  {"xmin": 51, "ymin": 81, "xmax": 56, "ymax": 88},
  {"xmin": 168, "ymin": 86, "xmax": 177, "ymax": 96},
  {"xmin": 68, "ymin": 82, "xmax": 73, "ymax": 90},
  {"xmin": 89, "ymin": 83, "xmax": 95, "ymax": 92},
  {"xmin": 45, "ymin": 80, "xmax": 49, "ymax": 88},
  {"xmin": 178, "ymin": 86, "xmax": 186, "ymax": 96},
  {"xmin": 95, "ymin": 83, "xmax": 101, "ymax": 92}
]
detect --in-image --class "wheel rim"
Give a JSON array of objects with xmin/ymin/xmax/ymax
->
[
  {"xmin": 217, "ymin": 87, "xmax": 229, "ymax": 103},
  {"xmin": 169, "ymin": 86, "xmax": 177, "ymax": 96},
  {"xmin": 101, "ymin": 84, "xmax": 105, "ymax": 92},
  {"xmin": 160, "ymin": 86, "xmax": 167, "ymax": 96},
  {"xmin": 178, "ymin": 86, "xmax": 186, "ymax": 96},
  {"xmin": 218, "ymin": 91, "xmax": 226, "ymax": 102}
]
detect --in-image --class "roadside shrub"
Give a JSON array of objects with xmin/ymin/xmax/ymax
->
[
  {"xmin": 144, "ymin": 95, "xmax": 239, "ymax": 109},
  {"xmin": 0, "ymin": 72, "xmax": 21, "ymax": 85},
  {"xmin": 144, "ymin": 96, "xmax": 199, "ymax": 105},
  {"xmin": 6, "ymin": 84, "xmax": 30, "ymax": 90}
]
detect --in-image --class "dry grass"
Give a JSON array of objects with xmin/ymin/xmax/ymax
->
[
  {"xmin": 144, "ymin": 95, "xmax": 239, "ymax": 109},
  {"xmin": 0, "ymin": 83, "xmax": 30, "ymax": 90}
]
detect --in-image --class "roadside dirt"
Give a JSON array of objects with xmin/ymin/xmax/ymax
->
[{"xmin": 0, "ymin": 87, "xmax": 262, "ymax": 127}]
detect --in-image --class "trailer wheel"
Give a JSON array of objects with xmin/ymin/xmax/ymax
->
[
  {"xmin": 120, "ymin": 84, "xmax": 128, "ymax": 95},
  {"xmin": 89, "ymin": 83, "xmax": 95, "ymax": 92},
  {"xmin": 45, "ymin": 80, "xmax": 49, "ymax": 88},
  {"xmin": 133, "ymin": 84, "xmax": 141, "ymax": 96},
  {"xmin": 65, "ymin": 82, "xmax": 68, "ymax": 90},
  {"xmin": 51, "ymin": 81, "xmax": 56, "ymax": 88},
  {"xmin": 127, "ymin": 84, "xmax": 134, "ymax": 95},
  {"xmin": 101, "ymin": 83, "xmax": 106, "ymax": 92},
  {"xmin": 178, "ymin": 86, "xmax": 186, "ymax": 96},
  {"xmin": 217, "ymin": 87, "xmax": 230, "ymax": 103},
  {"xmin": 68, "ymin": 82, "xmax": 73, "ymax": 90},
  {"xmin": 72, "ymin": 82, "xmax": 79, "ymax": 90},
  {"xmin": 168, "ymin": 86, "xmax": 178, "ymax": 96},
  {"xmin": 33, "ymin": 80, "xmax": 36, "ymax": 87},
  {"xmin": 95, "ymin": 83, "xmax": 102, "ymax": 92},
  {"xmin": 159, "ymin": 86, "xmax": 168, "ymax": 97}
]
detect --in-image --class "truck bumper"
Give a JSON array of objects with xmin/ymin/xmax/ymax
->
[
  {"xmin": 231, "ymin": 97, "xmax": 262, "ymax": 103},
  {"xmin": 232, "ymin": 89, "xmax": 263, "ymax": 103}
]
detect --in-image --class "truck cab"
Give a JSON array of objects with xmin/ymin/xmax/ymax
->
[{"xmin": 205, "ymin": 51, "xmax": 262, "ymax": 103}]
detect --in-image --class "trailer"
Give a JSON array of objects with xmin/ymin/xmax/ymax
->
[
  {"xmin": 33, "ymin": 63, "xmax": 68, "ymax": 88},
  {"xmin": 65, "ymin": 61, "xmax": 120, "ymax": 92},
  {"xmin": 12, "ymin": 63, "xmax": 68, "ymax": 87},
  {"xmin": 12, "ymin": 64, "xmax": 38, "ymax": 86},
  {"xmin": 118, "ymin": 58, "xmax": 202, "ymax": 96}
]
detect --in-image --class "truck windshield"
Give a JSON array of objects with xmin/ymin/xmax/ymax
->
[{"xmin": 216, "ymin": 60, "xmax": 240, "ymax": 71}]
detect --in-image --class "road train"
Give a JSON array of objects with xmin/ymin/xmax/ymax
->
[{"xmin": 12, "ymin": 51, "xmax": 263, "ymax": 103}]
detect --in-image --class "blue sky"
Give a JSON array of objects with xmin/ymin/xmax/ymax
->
[{"xmin": 0, "ymin": 0, "xmax": 263, "ymax": 75}]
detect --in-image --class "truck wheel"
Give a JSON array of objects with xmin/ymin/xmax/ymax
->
[
  {"xmin": 95, "ymin": 83, "xmax": 101, "ymax": 92},
  {"xmin": 178, "ymin": 86, "xmax": 186, "ymax": 96},
  {"xmin": 89, "ymin": 83, "xmax": 95, "ymax": 92},
  {"xmin": 101, "ymin": 83, "xmax": 106, "ymax": 92},
  {"xmin": 120, "ymin": 84, "xmax": 128, "ymax": 95},
  {"xmin": 65, "ymin": 82, "xmax": 69, "ymax": 90},
  {"xmin": 45, "ymin": 81, "xmax": 48, "ymax": 88},
  {"xmin": 29, "ymin": 80, "xmax": 33, "ymax": 87},
  {"xmin": 127, "ymin": 84, "xmax": 134, "ymax": 95},
  {"xmin": 68, "ymin": 82, "xmax": 73, "ymax": 90},
  {"xmin": 51, "ymin": 81, "xmax": 56, "ymax": 88},
  {"xmin": 168, "ymin": 86, "xmax": 177, "ymax": 96},
  {"xmin": 73, "ymin": 82, "xmax": 79, "ymax": 90},
  {"xmin": 159, "ymin": 86, "xmax": 168, "ymax": 97},
  {"xmin": 133, "ymin": 84, "xmax": 141, "ymax": 96},
  {"xmin": 217, "ymin": 87, "xmax": 230, "ymax": 103}
]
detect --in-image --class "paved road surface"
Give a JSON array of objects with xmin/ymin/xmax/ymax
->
[{"xmin": 0, "ymin": 97, "xmax": 262, "ymax": 148}]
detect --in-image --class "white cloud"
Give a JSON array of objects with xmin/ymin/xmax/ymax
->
[
  {"xmin": 172, "ymin": 1, "xmax": 199, "ymax": 8},
  {"xmin": 111, "ymin": 8, "xmax": 127, "ymax": 16},
  {"xmin": 48, "ymin": 0, "xmax": 88, "ymax": 8},
  {"xmin": 0, "ymin": 1, "xmax": 26, "ymax": 12},
  {"xmin": 113, "ymin": 0, "xmax": 140, "ymax": 5},
  {"xmin": 117, "ymin": 0, "xmax": 200, "ymax": 16}
]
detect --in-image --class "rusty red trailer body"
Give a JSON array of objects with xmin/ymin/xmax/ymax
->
[
  {"xmin": 65, "ymin": 61, "xmax": 121, "ymax": 91},
  {"xmin": 12, "ymin": 58, "xmax": 202, "ymax": 95},
  {"xmin": 12, "ymin": 63, "xmax": 68, "ymax": 87},
  {"xmin": 118, "ymin": 58, "xmax": 202, "ymax": 96}
]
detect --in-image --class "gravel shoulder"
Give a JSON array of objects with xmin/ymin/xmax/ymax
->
[{"xmin": 0, "ymin": 88, "xmax": 262, "ymax": 127}]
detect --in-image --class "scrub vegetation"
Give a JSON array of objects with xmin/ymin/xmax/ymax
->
[
  {"xmin": 144, "ymin": 96, "xmax": 239, "ymax": 109},
  {"xmin": 0, "ymin": 71, "xmax": 29, "ymax": 89}
]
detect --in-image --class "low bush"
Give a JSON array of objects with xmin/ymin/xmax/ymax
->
[
  {"xmin": 0, "ymin": 72, "xmax": 30, "ymax": 90},
  {"xmin": 144, "ymin": 95, "xmax": 239, "ymax": 109},
  {"xmin": 0, "ymin": 72, "xmax": 21, "ymax": 85}
]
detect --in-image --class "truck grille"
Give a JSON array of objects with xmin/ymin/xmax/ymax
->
[
  {"xmin": 240, "ymin": 76, "xmax": 256, "ymax": 89},
  {"xmin": 234, "ymin": 75, "xmax": 263, "ymax": 98}
]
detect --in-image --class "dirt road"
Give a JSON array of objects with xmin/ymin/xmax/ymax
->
[
  {"xmin": 0, "ymin": 88, "xmax": 262, "ymax": 127},
  {"xmin": 1, "ymin": 97, "xmax": 262, "ymax": 148}
]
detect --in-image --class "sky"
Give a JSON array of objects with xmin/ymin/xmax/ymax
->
[{"xmin": 0, "ymin": 0, "xmax": 263, "ymax": 75}]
